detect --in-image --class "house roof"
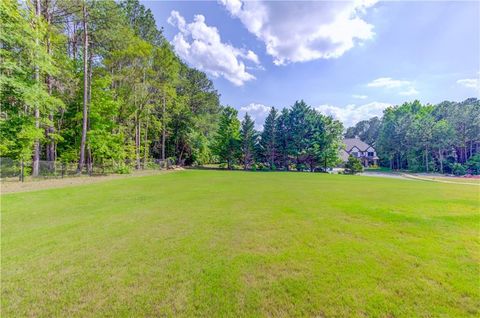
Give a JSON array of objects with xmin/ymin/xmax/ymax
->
[{"xmin": 343, "ymin": 138, "xmax": 373, "ymax": 152}]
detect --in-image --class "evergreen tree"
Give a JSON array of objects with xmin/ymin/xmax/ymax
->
[
  {"xmin": 289, "ymin": 100, "xmax": 312, "ymax": 170},
  {"xmin": 344, "ymin": 155, "xmax": 363, "ymax": 174},
  {"xmin": 240, "ymin": 113, "xmax": 256, "ymax": 170},
  {"xmin": 260, "ymin": 107, "xmax": 277, "ymax": 169},
  {"xmin": 275, "ymin": 108, "xmax": 291, "ymax": 170}
]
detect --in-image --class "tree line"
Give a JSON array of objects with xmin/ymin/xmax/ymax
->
[
  {"xmin": 345, "ymin": 98, "xmax": 480, "ymax": 175},
  {"xmin": 1, "ymin": 0, "xmax": 221, "ymax": 175},
  {"xmin": 2, "ymin": 1, "xmax": 478, "ymax": 177},
  {"xmin": 213, "ymin": 100, "xmax": 344, "ymax": 172}
]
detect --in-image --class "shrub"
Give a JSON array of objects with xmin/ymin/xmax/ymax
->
[
  {"xmin": 466, "ymin": 154, "xmax": 480, "ymax": 175},
  {"xmin": 344, "ymin": 155, "xmax": 364, "ymax": 175},
  {"xmin": 451, "ymin": 163, "xmax": 466, "ymax": 176},
  {"xmin": 295, "ymin": 163, "xmax": 307, "ymax": 171},
  {"xmin": 115, "ymin": 164, "xmax": 131, "ymax": 174}
]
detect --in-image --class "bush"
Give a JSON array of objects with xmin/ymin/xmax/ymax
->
[
  {"xmin": 344, "ymin": 155, "xmax": 364, "ymax": 175},
  {"xmin": 271, "ymin": 163, "xmax": 276, "ymax": 171},
  {"xmin": 466, "ymin": 154, "xmax": 480, "ymax": 175},
  {"xmin": 451, "ymin": 163, "xmax": 466, "ymax": 176},
  {"xmin": 295, "ymin": 163, "xmax": 307, "ymax": 171},
  {"xmin": 115, "ymin": 164, "xmax": 131, "ymax": 174}
]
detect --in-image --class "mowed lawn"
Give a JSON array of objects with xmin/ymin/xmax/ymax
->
[{"xmin": 1, "ymin": 170, "xmax": 479, "ymax": 317}]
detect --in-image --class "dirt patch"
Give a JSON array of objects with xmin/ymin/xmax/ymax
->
[
  {"xmin": 402, "ymin": 173, "xmax": 480, "ymax": 186},
  {"xmin": 360, "ymin": 171, "xmax": 409, "ymax": 179},
  {"xmin": 1, "ymin": 169, "xmax": 176, "ymax": 194}
]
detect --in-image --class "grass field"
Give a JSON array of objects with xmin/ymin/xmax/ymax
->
[{"xmin": 2, "ymin": 170, "xmax": 479, "ymax": 317}]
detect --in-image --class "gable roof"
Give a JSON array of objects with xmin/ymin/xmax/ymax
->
[{"xmin": 343, "ymin": 138, "xmax": 373, "ymax": 152}]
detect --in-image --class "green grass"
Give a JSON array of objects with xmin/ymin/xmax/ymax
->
[{"xmin": 2, "ymin": 170, "xmax": 479, "ymax": 317}]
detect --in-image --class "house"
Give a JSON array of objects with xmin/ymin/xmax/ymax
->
[{"xmin": 340, "ymin": 138, "xmax": 379, "ymax": 167}]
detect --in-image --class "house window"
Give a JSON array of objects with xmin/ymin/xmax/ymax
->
[
  {"xmin": 352, "ymin": 152, "xmax": 359, "ymax": 157},
  {"xmin": 368, "ymin": 152, "xmax": 374, "ymax": 157}
]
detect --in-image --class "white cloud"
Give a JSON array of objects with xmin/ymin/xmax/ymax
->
[
  {"xmin": 352, "ymin": 94, "xmax": 368, "ymax": 99},
  {"xmin": 367, "ymin": 77, "xmax": 410, "ymax": 89},
  {"xmin": 457, "ymin": 78, "xmax": 479, "ymax": 90},
  {"xmin": 315, "ymin": 102, "xmax": 390, "ymax": 127},
  {"xmin": 367, "ymin": 77, "xmax": 419, "ymax": 96},
  {"xmin": 220, "ymin": 0, "xmax": 377, "ymax": 65},
  {"xmin": 238, "ymin": 103, "xmax": 272, "ymax": 130},
  {"xmin": 399, "ymin": 87, "xmax": 419, "ymax": 96},
  {"xmin": 168, "ymin": 11, "xmax": 259, "ymax": 86}
]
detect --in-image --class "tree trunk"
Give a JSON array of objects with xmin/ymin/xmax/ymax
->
[
  {"xmin": 77, "ymin": 2, "xmax": 88, "ymax": 173},
  {"xmin": 161, "ymin": 92, "xmax": 166, "ymax": 161},
  {"xmin": 32, "ymin": 0, "xmax": 41, "ymax": 177},
  {"xmin": 86, "ymin": 47, "xmax": 93, "ymax": 174},
  {"xmin": 178, "ymin": 143, "xmax": 186, "ymax": 165},
  {"xmin": 135, "ymin": 114, "xmax": 141, "ymax": 170},
  {"xmin": 143, "ymin": 116, "xmax": 149, "ymax": 169},
  {"xmin": 439, "ymin": 149, "xmax": 443, "ymax": 174},
  {"xmin": 425, "ymin": 146, "xmax": 428, "ymax": 173},
  {"xmin": 44, "ymin": 0, "xmax": 55, "ymax": 166}
]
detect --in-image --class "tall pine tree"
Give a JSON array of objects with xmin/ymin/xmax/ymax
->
[
  {"xmin": 260, "ymin": 107, "xmax": 277, "ymax": 169},
  {"xmin": 240, "ymin": 113, "xmax": 256, "ymax": 170}
]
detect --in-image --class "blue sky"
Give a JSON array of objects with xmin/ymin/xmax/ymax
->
[{"xmin": 142, "ymin": 0, "xmax": 479, "ymax": 128}]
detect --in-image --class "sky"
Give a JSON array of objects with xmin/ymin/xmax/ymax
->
[{"xmin": 141, "ymin": 0, "xmax": 480, "ymax": 129}]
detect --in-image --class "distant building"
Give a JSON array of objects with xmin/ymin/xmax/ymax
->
[{"xmin": 340, "ymin": 138, "xmax": 379, "ymax": 167}]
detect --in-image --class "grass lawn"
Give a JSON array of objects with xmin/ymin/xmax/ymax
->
[{"xmin": 2, "ymin": 170, "xmax": 479, "ymax": 317}]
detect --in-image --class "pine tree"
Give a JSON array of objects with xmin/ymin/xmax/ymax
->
[
  {"xmin": 240, "ymin": 113, "xmax": 256, "ymax": 170},
  {"xmin": 260, "ymin": 107, "xmax": 277, "ymax": 169},
  {"xmin": 344, "ymin": 155, "xmax": 363, "ymax": 174},
  {"xmin": 275, "ymin": 108, "xmax": 291, "ymax": 170}
]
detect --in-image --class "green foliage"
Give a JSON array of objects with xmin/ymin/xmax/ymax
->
[
  {"xmin": 240, "ymin": 113, "xmax": 256, "ymax": 170},
  {"xmin": 345, "ymin": 117, "xmax": 381, "ymax": 146},
  {"xmin": 213, "ymin": 107, "xmax": 241, "ymax": 169},
  {"xmin": 1, "ymin": 0, "xmax": 221, "ymax": 173},
  {"xmin": 114, "ymin": 163, "xmax": 131, "ymax": 174},
  {"xmin": 344, "ymin": 155, "xmax": 364, "ymax": 174},
  {"xmin": 451, "ymin": 163, "xmax": 466, "ymax": 176},
  {"xmin": 376, "ymin": 98, "xmax": 479, "ymax": 172},
  {"xmin": 260, "ymin": 107, "xmax": 277, "ymax": 168},
  {"xmin": 466, "ymin": 154, "xmax": 480, "ymax": 175}
]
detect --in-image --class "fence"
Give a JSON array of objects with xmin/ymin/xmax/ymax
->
[{"xmin": 0, "ymin": 157, "xmax": 175, "ymax": 182}]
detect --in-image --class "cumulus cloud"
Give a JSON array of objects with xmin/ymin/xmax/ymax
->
[
  {"xmin": 457, "ymin": 78, "xmax": 479, "ymax": 90},
  {"xmin": 315, "ymin": 102, "xmax": 390, "ymax": 127},
  {"xmin": 168, "ymin": 11, "xmax": 259, "ymax": 86},
  {"xmin": 219, "ymin": 0, "xmax": 377, "ymax": 65},
  {"xmin": 367, "ymin": 77, "xmax": 419, "ymax": 96},
  {"xmin": 238, "ymin": 103, "xmax": 272, "ymax": 130}
]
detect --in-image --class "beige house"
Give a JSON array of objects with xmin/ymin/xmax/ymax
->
[{"xmin": 340, "ymin": 138, "xmax": 379, "ymax": 167}]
